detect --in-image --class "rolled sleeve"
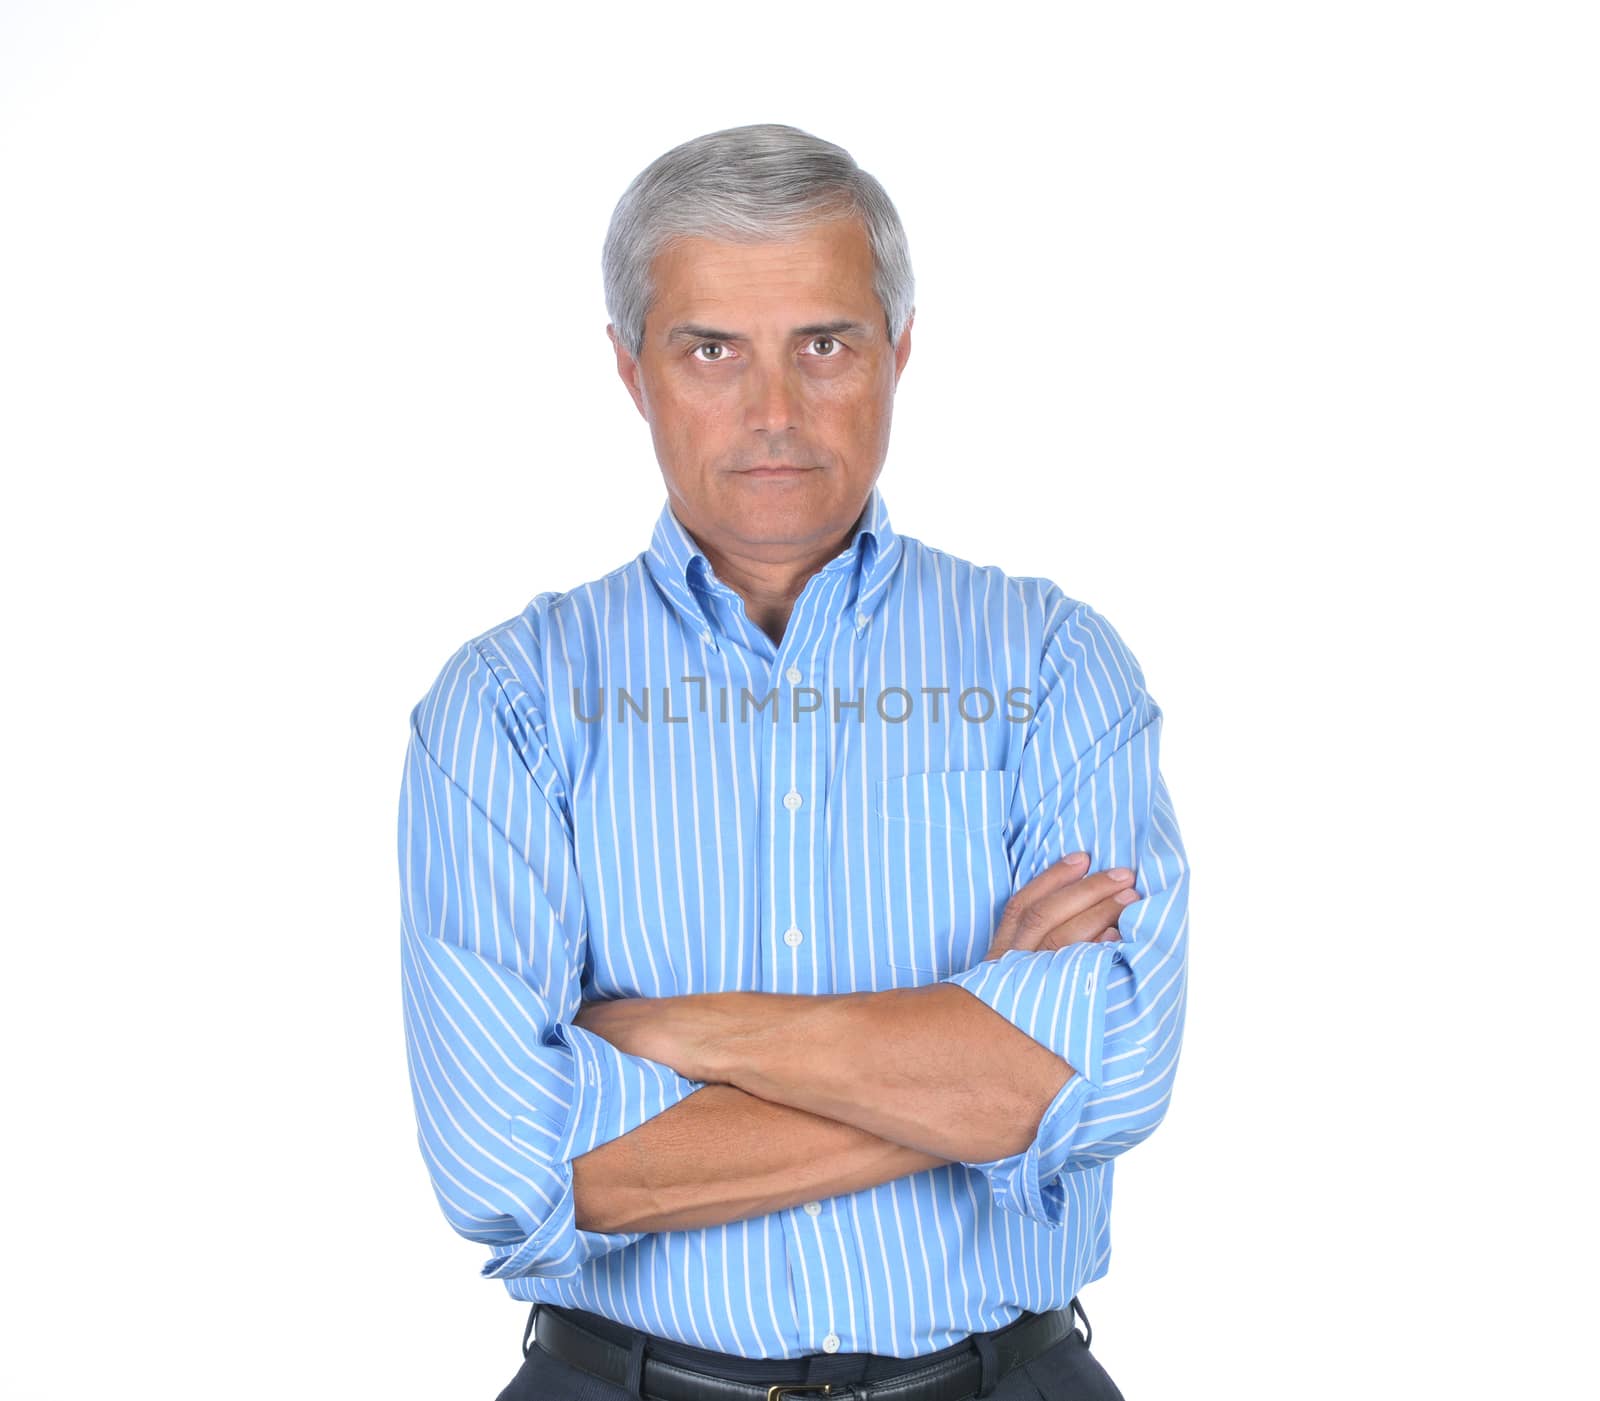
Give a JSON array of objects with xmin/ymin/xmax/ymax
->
[
  {"xmin": 944, "ymin": 942, "xmax": 1122, "ymax": 1090},
  {"xmin": 400, "ymin": 636, "xmax": 705, "ymax": 1281},
  {"xmin": 939, "ymin": 594, "xmax": 1188, "ymax": 1227},
  {"xmin": 944, "ymin": 943, "xmax": 1150, "ymax": 1226},
  {"xmin": 474, "ymin": 1020, "xmax": 706, "ymax": 1280}
]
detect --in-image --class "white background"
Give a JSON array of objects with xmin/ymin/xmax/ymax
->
[{"xmin": 2, "ymin": 2, "xmax": 1593, "ymax": 1397}]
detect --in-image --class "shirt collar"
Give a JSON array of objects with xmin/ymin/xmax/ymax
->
[{"xmin": 644, "ymin": 482, "xmax": 902, "ymax": 654}]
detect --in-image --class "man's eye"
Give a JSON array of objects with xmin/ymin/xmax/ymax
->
[
  {"xmin": 691, "ymin": 343, "xmax": 728, "ymax": 362},
  {"xmin": 809, "ymin": 336, "xmax": 840, "ymax": 357}
]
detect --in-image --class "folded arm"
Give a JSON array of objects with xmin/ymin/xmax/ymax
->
[
  {"xmin": 580, "ymin": 596, "xmax": 1191, "ymax": 1230},
  {"xmin": 577, "ymin": 983, "xmax": 1076, "ymax": 1163},
  {"xmin": 566, "ymin": 982, "xmax": 1079, "ymax": 1234}
]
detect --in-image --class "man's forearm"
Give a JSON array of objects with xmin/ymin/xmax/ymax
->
[
  {"xmin": 572, "ymin": 1080, "xmax": 951, "ymax": 1235},
  {"xmin": 707, "ymin": 985, "xmax": 1074, "ymax": 1162},
  {"xmin": 581, "ymin": 984, "xmax": 1074, "ymax": 1165}
]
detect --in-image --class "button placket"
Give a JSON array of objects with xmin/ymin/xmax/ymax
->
[{"xmin": 768, "ymin": 616, "xmax": 853, "ymax": 1356}]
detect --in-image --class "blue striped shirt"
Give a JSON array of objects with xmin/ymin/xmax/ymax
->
[{"xmin": 398, "ymin": 483, "xmax": 1189, "ymax": 1359}]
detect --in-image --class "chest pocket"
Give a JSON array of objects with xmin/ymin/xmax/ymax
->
[{"xmin": 872, "ymin": 768, "xmax": 1016, "ymax": 976}]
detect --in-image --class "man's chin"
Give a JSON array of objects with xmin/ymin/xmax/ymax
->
[{"xmin": 716, "ymin": 509, "xmax": 832, "ymax": 547}]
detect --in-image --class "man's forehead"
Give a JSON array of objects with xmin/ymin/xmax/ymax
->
[{"xmin": 647, "ymin": 221, "xmax": 878, "ymax": 337}]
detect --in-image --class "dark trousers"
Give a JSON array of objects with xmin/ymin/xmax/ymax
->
[{"xmin": 496, "ymin": 1299, "xmax": 1126, "ymax": 1401}]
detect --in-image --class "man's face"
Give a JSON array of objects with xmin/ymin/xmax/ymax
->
[{"xmin": 610, "ymin": 214, "xmax": 912, "ymax": 565}]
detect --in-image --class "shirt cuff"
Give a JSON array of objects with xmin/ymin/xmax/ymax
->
[
  {"xmin": 942, "ymin": 942, "xmax": 1119, "ymax": 1088},
  {"xmin": 548, "ymin": 1019, "xmax": 709, "ymax": 1162},
  {"xmin": 939, "ymin": 944, "xmax": 1120, "ymax": 1228},
  {"xmin": 478, "ymin": 1021, "xmax": 707, "ymax": 1279},
  {"xmin": 962, "ymin": 1073, "xmax": 1094, "ymax": 1225}
]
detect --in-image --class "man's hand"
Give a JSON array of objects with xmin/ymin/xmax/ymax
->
[{"xmin": 982, "ymin": 852, "xmax": 1141, "ymax": 961}]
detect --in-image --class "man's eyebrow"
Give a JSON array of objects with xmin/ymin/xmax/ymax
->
[{"xmin": 666, "ymin": 319, "xmax": 871, "ymax": 344}]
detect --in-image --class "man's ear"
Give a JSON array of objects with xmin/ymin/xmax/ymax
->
[
  {"xmin": 607, "ymin": 323, "xmax": 648, "ymax": 420},
  {"xmin": 893, "ymin": 308, "xmax": 914, "ymax": 386}
]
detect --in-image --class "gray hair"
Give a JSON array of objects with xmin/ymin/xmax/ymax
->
[{"xmin": 602, "ymin": 123, "xmax": 915, "ymax": 362}]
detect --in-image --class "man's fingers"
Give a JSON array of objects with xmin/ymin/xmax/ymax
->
[
  {"xmin": 1000, "ymin": 868, "xmax": 1137, "ymax": 951},
  {"xmin": 1040, "ymin": 890, "xmax": 1137, "ymax": 950},
  {"xmin": 984, "ymin": 854, "xmax": 1090, "ymax": 958},
  {"xmin": 1028, "ymin": 867, "xmax": 1135, "ymax": 931},
  {"xmin": 987, "ymin": 858, "xmax": 1141, "ymax": 958},
  {"xmin": 993, "ymin": 852, "xmax": 1092, "ymax": 942},
  {"xmin": 1015, "ymin": 851, "xmax": 1090, "ymax": 896}
]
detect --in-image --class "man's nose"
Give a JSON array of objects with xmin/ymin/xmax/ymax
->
[{"xmin": 742, "ymin": 361, "xmax": 802, "ymax": 434}]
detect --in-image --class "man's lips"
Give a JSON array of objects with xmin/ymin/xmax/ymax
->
[{"xmin": 737, "ymin": 465, "xmax": 816, "ymax": 476}]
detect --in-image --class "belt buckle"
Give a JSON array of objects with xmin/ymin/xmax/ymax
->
[{"xmin": 767, "ymin": 1385, "xmax": 833, "ymax": 1401}]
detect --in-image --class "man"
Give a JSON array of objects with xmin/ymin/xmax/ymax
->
[{"xmin": 398, "ymin": 123, "xmax": 1189, "ymax": 1401}]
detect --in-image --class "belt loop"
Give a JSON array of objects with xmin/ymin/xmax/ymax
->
[
  {"xmin": 1070, "ymin": 1296, "xmax": 1092, "ymax": 1349},
  {"xmin": 623, "ymin": 1332, "xmax": 648, "ymax": 1399},
  {"xmin": 523, "ymin": 1303, "xmax": 540, "ymax": 1359},
  {"xmin": 973, "ymin": 1331, "xmax": 1001, "ymax": 1397}
]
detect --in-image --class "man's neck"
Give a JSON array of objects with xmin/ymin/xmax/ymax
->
[{"xmin": 699, "ymin": 522, "xmax": 859, "ymax": 647}]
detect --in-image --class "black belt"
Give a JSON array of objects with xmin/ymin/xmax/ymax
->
[{"xmin": 528, "ymin": 1298, "xmax": 1088, "ymax": 1401}]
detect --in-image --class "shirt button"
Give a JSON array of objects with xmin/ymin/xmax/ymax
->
[
  {"xmin": 855, "ymin": 612, "xmax": 867, "ymax": 628},
  {"xmin": 783, "ymin": 790, "xmax": 802, "ymax": 811},
  {"xmin": 822, "ymin": 1333, "xmax": 840, "ymax": 1354},
  {"xmin": 785, "ymin": 664, "xmax": 802, "ymax": 684},
  {"xmin": 803, "ymin": 1200, "xmax": 822, "ymax": 1216},
  {"xmin": 783, "ymin": 926, "xmax": 804, "ymax": 948}
]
